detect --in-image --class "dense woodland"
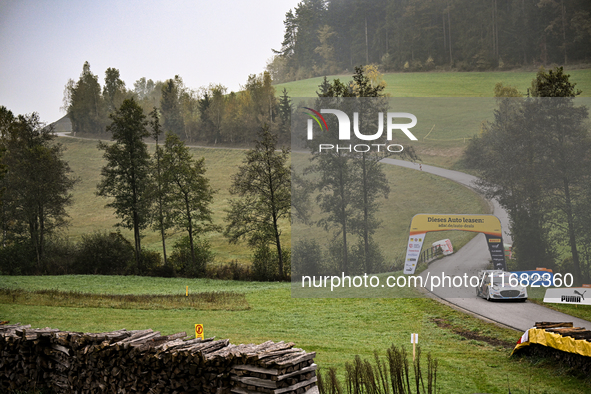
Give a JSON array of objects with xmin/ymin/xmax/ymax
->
[
  {"xmin": 62, "ymin": 62, "xmax": 291, "ymax": 145},
  {"xmin": 267, "ymin": 0, "xmax": 591, "ymax": 82}
]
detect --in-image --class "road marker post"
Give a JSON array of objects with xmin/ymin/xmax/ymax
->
[
  {"xmin": 186, "ymin": 286, "xmax": 188, "ymax": 296},
  {"xmin": 411, "ymin": 333, "xmax": 418, "ymax": 362}
]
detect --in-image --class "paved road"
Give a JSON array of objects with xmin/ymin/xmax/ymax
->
[{"xmin": 381, "ymin": 158, "xmax": 591, "ymax": 331}]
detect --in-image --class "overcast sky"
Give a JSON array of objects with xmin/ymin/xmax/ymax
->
[{"xmin": 0, "ymin": 0, "xmax": 300, "ymax": 123}]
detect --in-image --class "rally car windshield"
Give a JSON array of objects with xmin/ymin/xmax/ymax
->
[{"xmin": 491, "ymin": 276, "xmax": 512, "ymax": 285}]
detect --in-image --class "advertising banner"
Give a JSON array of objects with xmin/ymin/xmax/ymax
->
[
  {"xmin": 403, "ymin": 214, "xmax": 506, "ymax": 274},
  {"xmin": 408, "ymin": 214, "xmax": 503, "ymax": 236},
  {"xmin": 403, "ymin": 233, "xmax": 426, "ymax": 274},
  {"xmin": 485, "ymin": 234, "xmax": 506, "ymax": 271},
  {"xmin": 544, "ymin": 288, "xmax": 591, "ymax": 305}
]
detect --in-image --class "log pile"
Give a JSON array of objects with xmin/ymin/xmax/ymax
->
[
  {"xmin": 0, "ymin": 322, "xmax": 317, "ymax": 394},
  {"xmin": 229, "ymin": 341, "xmax": 317, "ymax": 394},
  {"xmin": 535, "ymin": 322, "xmax": 591, "ymax": 341}
]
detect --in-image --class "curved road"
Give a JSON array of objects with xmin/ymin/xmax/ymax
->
[{"xmin": 381, "ymin": 158, "xmax": 591, "ymax": 331}]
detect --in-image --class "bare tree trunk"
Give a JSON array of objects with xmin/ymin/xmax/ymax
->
[
  {"xmin": 447, "ymin": 8, "xmax": 453, "ymax": 65},
  {"xmin": 133, "ymin": 210, "xmax": 142, "ymax": 271},
  {"xmin": 155, "ymin": 145, "xmax": 168, "ymax": 267},
  {"xmin": 339, "ymin": 165, "xmax": 348, "ymax": 275},
  {"xmin": 563, "ymin": 178, "xmax": 581, "ymax": 285},
  {"xmin": 365, "ymin": 17, "xmax": 369, "ymax": 64},
  {"xmin": 561, "ymin": 0, "xmax": 567, "ymax": 65},
  {"xmin": 362, "ymin": 153, "xmax": 370, "ymax": 273},
  {"xmin": 266, "ymin": 153, "xmax": 284, "ymax": 279},
  {"xmin": 443, "ymin": 13, "xmax": 447, "ymax": 51},
  {"xmin": 185, "ymin": 194, "xmax": 196, "ymax": 269}
]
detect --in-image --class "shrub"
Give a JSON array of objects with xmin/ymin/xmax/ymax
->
[
  {"xmin": 73, "ymin": 231, "xmax": 134, "ymax": 275},
  {"xmin": 350, "ymin": 239, "xmax": 386, "ymax": 275},
  {"xmin": 292, "ymin": 239, "xmax": 322, "ymax": 278},
  {"xmin": 0, "ymin": 241, "xmax": 36, "ymax": 275},
  {"xmin": 169, "ymin": 236, "xmax": 215, "ymax": 278},
  {"xmin": 252, "ymin": 244, "xmax": 290, "ymax": 281},
  {"xmin": 43, "ymin": 236, "xmax": 77, "ymax": 275},
  {"xmin": 206, "ymin": 260, "xmax": 252, "ymax": 281},
  {"xmin": 140, "ymin": 249, "xmax": 163, "ymax": 275},
  {"xmin": 252, "ymin": 244, "xmax": 276, "ymax": 281}
]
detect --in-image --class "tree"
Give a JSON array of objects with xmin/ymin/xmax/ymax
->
[
  {"xmin": 530, "ymin": 66, "xmax": 582, "ymax": 98},
  {"xmin": 0, "ymin": 113, "xmax": 77, "ymax": 273},
  {"xmin": 0, "ymin": 106, "xmax": 14, "ymax": 137},
  {"xmin": 307, "ymin": 66, "xmax": 413, "ymax": 274},
  {"xmin": 314, "ymin": 25, "xmax": 338, "ymax": 75},
  {"xmin": 103, "ymin": 67, "xmax": 127, "ymax": 114},
  {"xmin": 162, "ymin": 132, "xmax": 216, "ymax": 274},
  {"xmin": 97, "ymin": 98, "xmax": 152, "ymax": 271},
  {"xmin": 531, "ymin": 67, "xmax": 589, "ymax": 284},
  {"xmin": 464, "ymin": 93, "xmax": 555, "ymax": 270},
  {"xmin": 464, "ymin": 68, "xmax": 590, "ymax": 279},
  {"xmin": 278, "ymin": 88, "xmax": 292, "ymax": 139},
  {"xmin": 160, "ymin": 77, "xmax": 185, "ymax": 137},
  {"xmin": 271, "ymin": 0, "xmax": 591, "ymax": 80},
  {"xmin": 65, "ymin": 61, "xmax": 107, "ymax": 135},
  {"xmin": 224, "ymin": 126, "xmax": 291, "ymax": 279},
  {"xmin": 149, "ymin": 108, "xmax": 172, "ymax": 267}
]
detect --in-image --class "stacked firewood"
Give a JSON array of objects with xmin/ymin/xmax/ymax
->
[
  {"xmin": 535, "ymin": 321, "xmax": 591, "ymax": 341},
  {"xmin": 229, "ymin": 341, "xmax": 317, "ymax": 394},
  {"xmin": 0, "ymin": 323, "xmax": 317, "ymax": 394}
]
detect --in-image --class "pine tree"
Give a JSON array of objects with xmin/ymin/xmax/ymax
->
[{"xmin": 161, "ymin": 78, "xmax": 185, "ymax": 138}]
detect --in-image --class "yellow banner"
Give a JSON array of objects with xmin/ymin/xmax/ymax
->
[
  {"xmin": 409, "ymin": 214, "xmax": 503, "ymax": 236},
  {"xmin": 512, "ymin": 328, "xmax": 591, "ymax": 358}
]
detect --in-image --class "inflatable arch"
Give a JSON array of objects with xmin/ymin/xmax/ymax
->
[{"xmin": 404, "ymin": 214, "xmax": 506, "ymax": 274}]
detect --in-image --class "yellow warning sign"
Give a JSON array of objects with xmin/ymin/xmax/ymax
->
[{"xmin": 195, "ymin": 324, "xmax": 204, "ymax": 340}]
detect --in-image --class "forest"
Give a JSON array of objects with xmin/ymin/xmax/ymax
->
[{"xmin": 267, "ymin": 0, "xmax": 591, "ymax": 82}]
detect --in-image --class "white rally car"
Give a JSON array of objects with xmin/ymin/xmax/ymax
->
[{"xmin": 476, "ymin": 270, "xmax": 528, "ymax": 301}]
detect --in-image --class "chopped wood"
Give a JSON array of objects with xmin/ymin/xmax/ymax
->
[
  {"xmin": 232, "ymin": 364, "xmax": 280, "ymax": 376},
  {"xmin": 535, "ymin": 322, "xmax": 574, "ymax": 329},
  {"xmin": 0, "ymin": 323, "xmax": 317, "ymax": 394}
]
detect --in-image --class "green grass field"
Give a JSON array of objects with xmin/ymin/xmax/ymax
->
[
  {"xmin": 276, "ymin": 69, "xmax": 591, "ymax": 98},
  {"xmin": 0, "ymin": 275, "xmax": 588, "ymax": 393},
  {"xmin": 59, "ymin": 137, "xmax": 488, "ymax": 266},
  {"xmin": 60, "ymin": 137, "xmax": 259, "ymax": 262}
]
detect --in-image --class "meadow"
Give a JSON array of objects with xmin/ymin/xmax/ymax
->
[
  {"xmin": 280, "ymin": 68, "xmax": 591, "ymax": 169},
  {"xmin": 276, "ymin": 69, "xmax": 591, "ymax": 99},
  {"xmin": 0, "ymin": 275, "xmax": 588, "ymax": 393},
  {"xmin": 59, "ymin": 137, "xmax": 488, "ymax": 265}
]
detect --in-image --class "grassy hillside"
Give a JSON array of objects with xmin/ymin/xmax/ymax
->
[
  {"xmin": 60, "ymin": 137, "xmax": 487, "ymax": 264},
  {"xmin": 279, "ymin": 69, "xmax": 591, "ymax": 169},
  {"xmin": 276, "ymin": 69, "xmax": 591, "ymax": 98}
]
